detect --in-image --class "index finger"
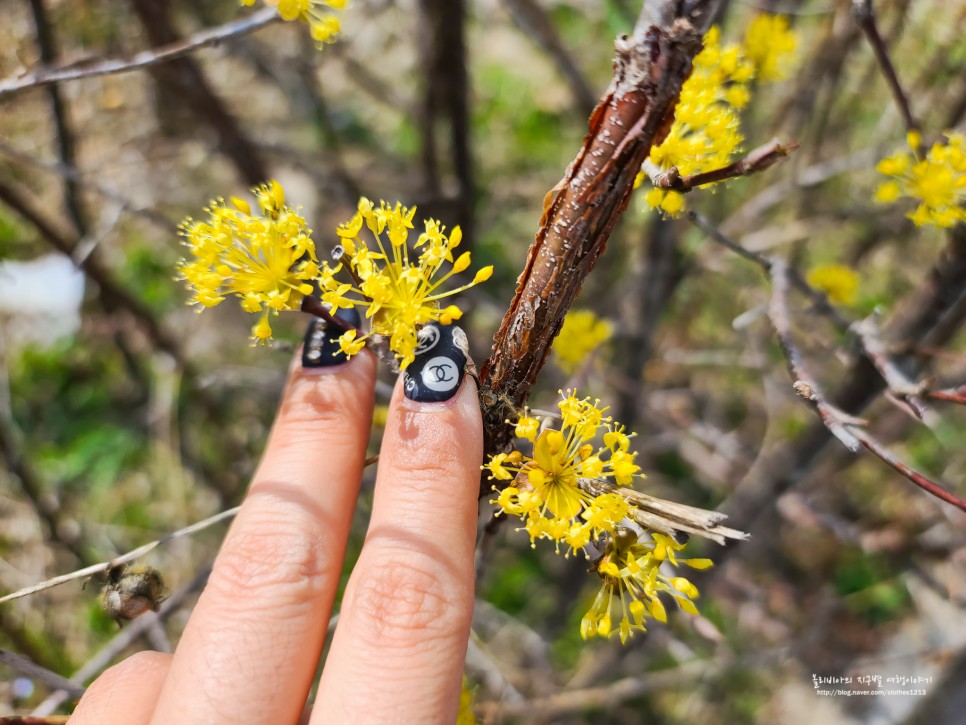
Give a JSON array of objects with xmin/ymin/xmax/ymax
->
[{"xmin": 150, "ymin": 324, "xmax": 376, "ymax": 725}]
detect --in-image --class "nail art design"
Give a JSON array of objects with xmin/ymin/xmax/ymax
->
[
  {"xmin": 403, "ymin": 323, "xmax": 470, "ymax": 402},
  {"xmin": 301, "ymin": 307, "xmax": 362, "ymax": 368}
]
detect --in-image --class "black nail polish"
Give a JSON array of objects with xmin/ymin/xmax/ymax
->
[
  {"xmin": 403, "ymin": 323, "xmax": 470, "ymax": 402},
  {"xmin": 301, "ymin": 308, "xmax": 362, "ymax": 368}
]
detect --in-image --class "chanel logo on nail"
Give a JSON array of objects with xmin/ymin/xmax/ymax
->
[
  {"xmin": 421, "ymin": 357, "xmax": 459, "ymax": 391},
  {"xmin": 403, "ymin": 323, "xmax": 469, "ymax": 403},
  {"xmin": 414, "ymin": 325, "xmax": 441, "ymax": 354}
]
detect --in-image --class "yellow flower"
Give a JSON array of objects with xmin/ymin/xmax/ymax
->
[
  {"xmin": 319, "ymin": 199, "xmax": 493, "ymax": 369},
  {"xmin": 580, "ymin": 529, "xmax": 711, "ymax": 644},
  {"xmin": 177, "ymin": 181, "xmax": 317, "ymax": 343},
  {"xmin": 643, "ymin": 20, "xmax": 797, "ymax": 217},
  {"xmin": 485, "ymin": 391, "xmax": 640, "ymax": 554},
  {"xmin": 242, "ymin": 0, "xmax": 346, "ymax": 46},
  {"xmin": 807, "ymin": 263, "xmax": 859, "ymax": 306},
  {"xmin": 552, "ymin": 309, "xmax": 614, "ymax": 374},
  {"xmin": 743, "ymin": 14, "xmax": 798, "ymax": 82},
  {"xmin": 874, "ymin": 132, "xmax": 966, "ymax": 228}
]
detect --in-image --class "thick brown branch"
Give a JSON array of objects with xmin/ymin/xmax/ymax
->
[
  {"xmin": 480, "ymin": 8, "xmax": 710, "ymax": 457},
  {"xmin": 0, "ymin": 8, "xmax": 278, "ymax": 99},
  {"xmin": 647, "ymin": 139, "xmax": 799, "ymax": 193}
]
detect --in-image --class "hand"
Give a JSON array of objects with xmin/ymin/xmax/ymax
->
[{"xmin": 71, "ymin": 322, "xmax": 483, "ymax": 724}]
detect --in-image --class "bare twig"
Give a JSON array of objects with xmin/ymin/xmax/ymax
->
[
  {"xmin": 767, "ymin": 260, "xmax": 864, "ymax": 452},
  {"xmin": 687, "ymin": 211, "xmax": 852, "ymax": 330},
  {"xmin": 769, "ymin": 261, "xmax": 966, "ymax": 513},
  {"xmin": 850, "ymin": 427, "xmax": 966, "ymax": 512},
  {"xmin": 477, "ymin": 659, "xmax": 713, "ymax": 720},
  {"xmin": 0, "ymin": 7, "xmax": 278, "ymax": 99},
  {"xmin": 645, "ymin": 139, "xmax": 799, "ymax": 193},
  {"xmin": 0, "ymin": 450, "xmax": 382, "ymax": 606},
  {"xmin": 851, "ymin": 315, "xmax": 928, "ymax": 418},
  {"xmin": 925, "ymin": 387, "xmax": 966, "ymax": 405},
  {"xmin": 27, "ymin": 0, "xmax": 87, "ymax": 237},
  {"xmin": 0, "ymin": 508, "xmax": 239, "ymax": 606},
  {"xmin": 30, "ymin": 568, "xmax": 211, "ymax": 716},
  {"xmin": 0, "ymin": 650, "xmax": 87, "ymax": 699},
  {"xmin": 852, "ymin": 0, "xmax": 919, "ymax": 138},
  {"xmin": 499, "ymin": 0, "xmax": 598, "ymax": 115}
]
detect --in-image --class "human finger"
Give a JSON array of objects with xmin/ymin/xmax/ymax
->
[
  {"xmin": 314, "ymin": 324, "xmax": 482, "ymax": 723},
  {"xmin": 70, "ymin": 651, "xmax": 171, "ymax": 724},
  {"xmin": 151, "ymin": 314, "xmax": 376, "ymax": 725}
]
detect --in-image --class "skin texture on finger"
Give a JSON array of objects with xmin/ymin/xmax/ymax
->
[
  {"xmin": 150, "ymin": 351, "xmax": 377, "ymax": 725},
  {"xmin": 71, "ymin": 651, "xmax": 171, "ymax": 724},
  {"xmin": 313, "ymin": 376, "xmax": 482, "ymax": 724}
]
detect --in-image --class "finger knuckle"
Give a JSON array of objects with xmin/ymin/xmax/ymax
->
[
  {"xmin": 347, "ymin": 549, "xmax": 463, "ymax": 649},
  {"xmin": 208, "ymin": 503, "xmax": 336, "ymax": 613}
]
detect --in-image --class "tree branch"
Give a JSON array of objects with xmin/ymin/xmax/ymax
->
[
  {"xmin": 645, "ymin": 138, "xmax": 799, "ymax": 193},
  {"xmin": 480, "ymin": 1, "xmax": 719, "ymax": 460},
  {"xmin": 852, "ymin": 0, "xmax": 919, "ymax": 139},
  {"xmin": 768, "ymin": 260, "xmax": 966, "ymax": 513},
  {"xmin": 0, "ymin": 7, "xmax": 278, "ymax": 99}
]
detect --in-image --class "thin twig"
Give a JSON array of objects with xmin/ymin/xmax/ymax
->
[
  {"xmin": 851, "ymin": 0, "xmax": 919, "ymax": 139},
  {"xmin": 851, "ymin": 315, "xmax": 928, "ymax": 418},
  {"xmin": 27, "ymin": 0, "xmax": 87, "ymax": 237},
  {"xmin": 687, "ymin": 211, "xmax": 852, "ymax": 330},
  {"xmin": 0, "ymin": 7, "xmax": 279, "ymax": 98},
  {"xmin": 768, "ymin": 261, "xmax": 966, "ymax": 513},
  {"xmin": 0, "ymin": 650, "xmax": 87, "ymax": 699},
  {"xmin": 0, "ymin": 508, "xmax": 239, "ymax": 606},
  {"xmin": 477, "ymin": 659, "xmax": 713, "ymax": 719},
  {"xmin": 925, "ymin": 387, "xmax": 966, "ymax": 405},
  {"xmin": 30, "ymin": 568, "xmax": 211, "ymax": 716},
  {"xmin": 645, "ymin": 139, "xmax": 799, "ymax": 193},
  {"xmin": 0, "ymin": 452, "xmax": 381, "ymax": 606},
  {"xmin": 768, "ymin": 260, "xmax": 863, "ymax": 451},
  {"xmin": 850, "ymin": 427, "xmax": 966, "ymax": 512}
]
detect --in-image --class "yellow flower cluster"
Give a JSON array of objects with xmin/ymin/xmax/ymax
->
[
  {"xmin": 806, "ymin": 263, "xmax": 859, "ymax": 306},
  {"xmin": 320, "ymin": 198, "xmax": 493, "ymax": 369},
  {"xmin": 178, "ymin": 181, "xmax": 319, "ymax": 342},
  {"xmin": 874, "ymin": 131, "xmax": 966, "ymax": 228},
  {"xmin": 642, "ymin": 17, "xmax": 797, "ymax": 217},
  {"xmin": 485, "ymin": 390, "xmax": 714, "ymax": 643},
  {"xmin": 552, "ymin": 309, "xmax": 614, "ymax": 374},
  {"xmin": 178, "ymin": 184, "xmax": 491, "ymax": 359},
  {"xmin": 485, "ymin": 391, "xmax": 641, "ymax": 555},
  {"xmin": 242, "ymin": 0, "xmax": 346, "ymax": 45},
  {"xmin": 742, "ymin": 13, "xmax": 798, "ymax": 82},
  {"xmin": 581, "ymin": 528, "xmax": 712, "ymax": 644}
]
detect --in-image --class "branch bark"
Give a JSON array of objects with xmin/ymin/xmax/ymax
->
[{"xmin": 480, "ymin": 2, "xmax": 720, "ymax": 460}]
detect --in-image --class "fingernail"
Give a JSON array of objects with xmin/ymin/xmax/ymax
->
[
  {"xmin": 403, "ymin": 323, "xmax": 470, "ymax": 403},
  {"xmin": 301, "ymin": 308, "xmax": 362, "ymax": 368}
]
